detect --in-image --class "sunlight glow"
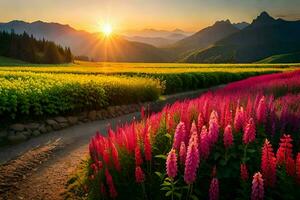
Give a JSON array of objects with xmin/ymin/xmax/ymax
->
[{"xmin": 102, "ymin": 23, "xmax": 113, "ymax": 36}]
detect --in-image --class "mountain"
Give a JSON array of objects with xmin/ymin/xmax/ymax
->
[
  {"xmin": 233, "ymin": 22, "xmax": 249, "ymax": 30},
  {"xmin": 122, "ymin": 28, "xmax": 192, "ymax": 38},
  {"xmin": 122, "ymin": 28, "xmax": 191, "ymax": 47},
  {"xmin": 0, "ymin": 20, "xmax": 169, "ymax": 62},
  {"xmin": 167, "ymin": 20, "xmax": 239, "ymax": 59},
  {"xmin": 183, "ymin": 12, "xmax": 300, "ymax": 63},
  {"xmin": 256, "ymin": 52, "xmax": 300, "ymax": 63}
]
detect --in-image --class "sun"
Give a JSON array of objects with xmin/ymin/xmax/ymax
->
[{"xmin": 102, "ymin": 23, "xmax": 113, "ymax": 36}]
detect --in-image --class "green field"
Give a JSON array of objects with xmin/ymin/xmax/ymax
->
[{"xmin": 0, "ymin": 61, "xmax": 299, "ymax": 120}]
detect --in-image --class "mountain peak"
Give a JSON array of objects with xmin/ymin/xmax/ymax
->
[
  {"xmin": 214, "ymin": 19, "xmax": 232, "ymax": 26},
  {"xmin": 252, "ymin": 11, "xmax": 275, "ymax": 27}
]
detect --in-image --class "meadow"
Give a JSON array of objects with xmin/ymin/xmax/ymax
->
[
  {"xmin": 82, "ymin": 70, "xmax": 300, "ymax": 200},
  {"xmin": 0, "ymin": 61, "xmax": 299, "ymax": 120}
]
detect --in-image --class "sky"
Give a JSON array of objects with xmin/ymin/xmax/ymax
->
[{"xmin": 1, "ymin": 0, "xmax": 300, "ymax": 33}]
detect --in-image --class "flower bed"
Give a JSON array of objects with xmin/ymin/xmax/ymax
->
[{"xmin": 85, "ymin": 70, "xmax": 300, "ymax": 199}]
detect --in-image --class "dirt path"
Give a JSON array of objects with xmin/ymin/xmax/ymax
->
[{"xmin": 0, "ymin": 86, "xmax": 223, "ymax": 200}]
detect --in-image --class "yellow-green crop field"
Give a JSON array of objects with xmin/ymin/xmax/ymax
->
[{"xmin": 0, "ymin": 61, "xmax": 299, "ymax": 120}]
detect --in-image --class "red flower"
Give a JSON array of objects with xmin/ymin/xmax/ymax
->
[
  {"xmin": 197, "ymin": 112, "xmax": 204, "ymax": 132},
  {"xmin": 105, "ymin": 169, "xmax": 118, "ymax": 198},
  {"xmin": 111, "ymin": 142, "xmax": 121, "ymax": 171},
  {"xmin": 276, "ymin": 134, "xmax": 293, "ymax": 165},
  {"xmin": 286, "ymin": 156, "xmax": 295, "ymax": 176},
  {"xmin": 261, "ymin": 139, "xmax": 276, "ymax": 187},
  {"xmin": 240, "ymin": 163, "xmax": 249, "ymax": 181},
  {"xmin": 296, "ymin": 153, "xmax": 300, "ymax": 184},
  {"xmin": 135, "ymin": 145, "xmax": 143, "ymax": 166},
  {"xmin": 135, "ymin": 166, "xmax": 145, "ymax": 183},
  {"xmin": 166, "ymin": 149, "xmax": 178, "ymax": 178},
  {"xmin": 223, "ymin": 125, "xmax": 233, "ymax": 148},
  {"xmin": 144, "ymin": 126, "xmax": 152, "ymax": 161},
  {"xmin": 209, "ymin": 178, "xmax": 219, "ymax": 200},
  {"xmin": 243, "ymin": 118, "xmax": 256, "ymax": 144},
  {"xmin": 251, "ymin": 172, "xmax": 264, "ymax": 200}
]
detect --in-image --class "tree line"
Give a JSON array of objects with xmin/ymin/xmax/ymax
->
[{"xmin": 0, "ymin": 30, "xmax": 73, "ymax": 64}]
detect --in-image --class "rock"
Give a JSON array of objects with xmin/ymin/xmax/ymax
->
[
  {"xmin": 25, "ymin": 123, "xmax": 40, "ymax": 130},
  {"xmin": 78, "ymin": 112, "xmax": 88, "ymax": 120},
  {"xmin": 10, "ymin": 124, "xmax": 25, "ymax": 132},
  {"xmin": 32, "ymin": 130, "xmax": 41, "ymax": 137},
  {"xmin": 46, "ymin": 119, "xmax": 60, "ymax": 130},
  {"xmin": 45, "ymin": 125, "xmax": 53, "ymax": 132},
  {"xmin": 7, "ymin": 132, "xmax": 27, "ymax": 144},
  {"xmin": 21, "ymin": 131, "xmax": 31, "ymax": 138},
  {"xmin": 88, "ymin": 110, "xmax": 97, "ymax": 121},
  {"xmin": 96, "ymin": 111, "xmax": 103, "ymax": 119},
  {"xmin": 59, "ymin": 122, "xmax": 69, "ymax": 128},
  {"xmin": 46, "ymin": 119, "xmax": 58, "ymax": 126},
  {"xmin": 67, "ymin": 116, "xmax": 78, "ymax": 125},
  {"xmin": 38, "ymin": 125, "xmax": 47, "ymax": 134},
  {"xmin": 54, "ymin": 116, "xmax": 68, "ymax": 123}
]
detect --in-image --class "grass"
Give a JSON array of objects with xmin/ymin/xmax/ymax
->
[
  {"xmin": 0, "ymin": 56, "xmax": 28, "ymax": 66},
  {"xmin": 257, "ymin": 52, "xmax": 300, "ymax": 64}
]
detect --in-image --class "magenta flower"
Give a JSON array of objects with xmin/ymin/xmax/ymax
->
[
  {"xmin": 223, "ymin": 125, "xmax": 233, "ymax": 148},
  {"xmin": 234, "ymin": 106, "xmax": 245, "ymax": 132},
  {"xmin": 184, "ymin": 134, "xmax": 200, "ymax": 184},
  {"xmin": 243, "ymin": 118, "xmax": 256, "ymax": 144},
  {"xmin": 166, "ymin": 149, "xmax": 178, "ymax": 178},
  {"xmin": 209, "ymin": 178, "xmax": 219, "ymax": 200},
  {"xmin": 240, "ymin": 163, "xmax": 249, "ymax": 181},
  {"xmin": 251, "ymin": 172, "xmax": 264, "ymax": 200},
  {"xmin": 199, "ymin": 126, "xmax": 210, "ymax": 159},
  {"xmin": 179, "ymin": 142, "xmax": 187, "ymax": 165},
  {"xmin": 256, "ymin": 96, "xmax": 267, "ymax": 124},
  {"xmin": 208, "ymin": 118, "xmax": 219, "ymax": 145},
  {"xmin": 173, "ymin": 122, "xmax": 186, "ymax": 150},
  {"xmin": 261, "ymin": 139, "xmax": 276, "ymax": 187}
]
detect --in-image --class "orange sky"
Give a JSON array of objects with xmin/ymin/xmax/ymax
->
[{"xmin": 1, "ymin": 0, "xmax": 300, "ymax": 33}]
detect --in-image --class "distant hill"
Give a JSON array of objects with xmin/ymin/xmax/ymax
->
[
  {"xmin": 183, "ymin": 12, "xmax": 300, "ymax": 63},
  {"xmin": 257, "ymin": 52, "xmax": 300, "ymax": 63},
  {"xmin": 0, "ymin": 56, "xmax": 28, "ymax": 65},
  {"xmin": 233, "ymin": 22, "xmax": 249, "ymax": 30},
  {"xmin": 122, "ymin": 29, "xmax": 190, "ymax": 47},
  {"xmin": 166, "ymin": 20, "xmax": 239, "ymax": 59},
  {"xmin": 0, "ymin": 20, "xmax": 169, "ymax": 62}
]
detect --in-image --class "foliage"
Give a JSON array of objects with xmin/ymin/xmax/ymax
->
[
  {"xmin": 85, "ymin": 70, "xmax": 300, "ymax": 199},
  {"xmin": 0, "ymin": 31, "xmax": 73, "ymax": 64},
  {"xmin": 0, "ymin": 71, "xmax": 162, "ymax": 119}
]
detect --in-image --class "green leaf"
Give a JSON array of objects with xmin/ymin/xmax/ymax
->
[
  {"xmin": 165, "ymin": 191, "xmax": 172, "ymax": 197},
  {"xmin": 155, "ymin": 154, "xmax": 167, "ymax": 160},
  {"xmin": 190, "ymin": 195, "xmax": 199, "ymax": 200}
]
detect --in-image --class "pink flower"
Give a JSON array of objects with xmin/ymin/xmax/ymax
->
[
  {"xmin": 166, "ymin": 149, "xmax": 178, "ymax": 178},
  {"xmin": 223, "ymin": 125, "xmax": 233, "ymax": 148},
  {"xmin": 243, "ymin": 118, "xmax": 256, "ymax": 144},
  {"xmin": 234, "ymin": 106, "xmax": 245, "ymax": 132},
  {"xmin": 173, "ymin": 122, "xmax": 186, "ymax": 150},
  {"xmin": 184, "ymin": 134, "xmax": 200, "ymax": 184},
  {"xmin": 135, "ymin": 166, "xmax": 145, "ymax": 183},
  {"xmin": 251, "ymin": 172, "xmax": 264, "ymax": 200},
  {"xmin": 135, "ymin": 146, "xmax": 143, "ymax": 166},
  {"xmin": 256, "ymin": 96, "xmax": 267, "ymax": 124},
  {"xmin": 240, "ymin": 163, "xmax": 249, "ymax": 181},
  {"xmin": 208, "ymin": 116, "xmax": 219, "ymax": 145},
  {"xmin": 199, "ymin": 126, "xmax": 210, "ymax": 159},
  {"xmin": 261, "ymin": 139, "xmax": 276, "ymax": 187},
  {"xmin": 197, "ymin": 112, "xmax": 204, "ymax": 131},
  {"xmin": 179, "ymin": 142, "xmax": 187, "ymax": 165},
  {"xmin": 209, "ymin": 178, "xmax": 219, "ymax": 200}
]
